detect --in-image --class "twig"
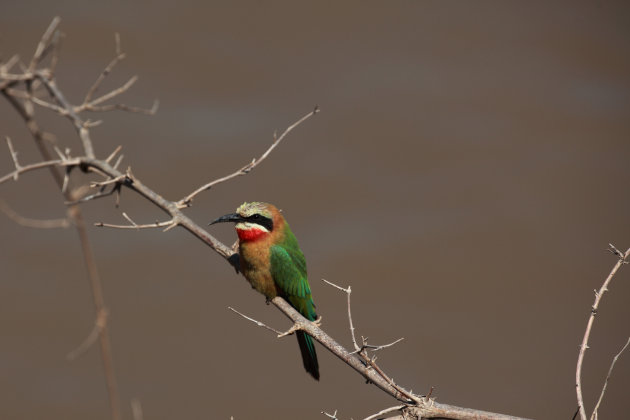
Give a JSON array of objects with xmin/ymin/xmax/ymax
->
[
  {"xmin": 358, "ymin": 337, "xmax": 405, "ymax": 353},
  {"xmin": 105, "ymin": 145, "xmax": 122, "ymax": 163},
  {"xmin": 228, "ymin": 306, "xmax": 284, "ymax": 335},
  {"xmin": 82, "ymin": 99, "xmax": 159, "ymax": 115},
  {"xmin": 121, "ymin": 212, "xmax": 137, "ymax": 227},
  {"xmin": 83, "ymin": 35, "xmax": 126, "ymax": 104},
  {"xmin": 322, "ymin": 278, "xmax": 360, "ymax": 351},
  {"xmin": 590, "ymin": 336, "xmax": 630, "ymax": 420},
  {"xmin": 5, "ymin": 137, "xmax": 21, "ymax": 179},
  {"xmin": 0, "ymin": 200, "xmax": 70, "ymax": 228},
  {"xmin": 0, "ymin": 157, "xmax": 76, "ymax": 185},
  {"xmin": 28, "ymin": 16, "xmax": 61, "ymax": 72},
  {"xmin": 67, "ymin": 308, "xmax": 109, "ymax": 360},
  {"xmin": 0, "ymin": 54, "xmax": 20, "ymax": 73},
  {"xmin": 321, "ymin": 409, "xmax": 339, "ymax": 420},
  {"xmin": 362, "ymin": 405, "xmax": 406, "ymax": 420},
  {"xmin": 575, "ymin": 245, "xmax": 630, "ymax": 420},
  {"xmin": 82, "ymin": 75, "xmax": 138, "ymax": 108},
  {"xmin": 178, "ymin": 106, "xmax": 319, "ymax": 207},
  {"xmin": 95, "ymin": 219, "xmax": 173, "ymax": 230}
]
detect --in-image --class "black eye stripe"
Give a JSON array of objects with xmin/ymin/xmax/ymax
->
[{"xmin": 245, "ymin": 214, "xmax": 273, "ymax": 231}]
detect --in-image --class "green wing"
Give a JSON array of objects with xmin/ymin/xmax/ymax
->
[
  {"xmin": 270, "ymin": 244, "xmax": 317, "ymax": 321},
  {"xmin": 269, "ymin": 229, "xmax": 320, "ymax": 380}
]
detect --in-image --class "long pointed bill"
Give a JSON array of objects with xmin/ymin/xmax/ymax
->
[{"xmin": 208, "ymin": 213, "xmax": 244, "ymax": 225}]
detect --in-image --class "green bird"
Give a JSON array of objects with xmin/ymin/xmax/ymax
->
[{"xmin": 210, "ymin": 202, "xmax": 319, "ymax": 380}]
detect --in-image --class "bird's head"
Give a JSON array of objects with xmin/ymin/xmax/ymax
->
[{"xmin": 209, "ymin": 202, "xmax": 277, "ymax": 242}]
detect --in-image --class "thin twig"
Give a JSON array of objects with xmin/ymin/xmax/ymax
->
[
  {"xmin": 0, "ymin": 158, "xmax": 76, "ymax": 185},
  {"xmin": 228, "ymin": 307, "xmax": 284, "ymax": 335},
  {"xmin": 84, "ymin": 37, "xmax": 126, "ymax": 104},
  {"xmin": 81, "ymin": 75, "xmax": 138, "ymax": 109},
  {"xmin": 322, "ymin": 278, "xmax": 360, "ymax": 351},
  {"xmin": 105, "ymin": 145, "xmax": 122, "ymax": 163},
  {"xmin": 28, "ymin": 16, "xmax": 61, "ymax": 72},
  {"xmin": 0, "ymin": 200, "xmax": 70, "ymax": 228},
  {"xmin": 5, "ymin": 137, "xmax": 21, "ymax": 179},
  {"xmin": 81, "ymin": 99, "xmax": 159, "ymax": 115},
  {"xmin": 178, "ymin": 106, "xmax": 319, "ymax": 207},
  {"xmin": 362, "ymin": 405, "xmax": 406, "ymax": 420},
  {"xmin": 321, "ymin": 409, "xmax": 339, "ymax": 420},
  {"xmin": 357, "ymin": 337, "xmax": 405, "ymax": 353},
  {"xmin": 590, "ymin": 336, "xmax": 630, "ymax": 420},
  {"xmin": 67, "ymin": 308, "xmax": 109, "ymax": 360},
  {"xmin": 95, "ymin": 219, "xmax": 173, "ymax": 230}
]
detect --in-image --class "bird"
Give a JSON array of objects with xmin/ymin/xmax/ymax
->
[{"xmin": 210, "ymin": 202, "xmax": 320, "ymax": 380}]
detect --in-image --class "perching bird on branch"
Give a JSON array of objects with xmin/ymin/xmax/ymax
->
[{"xmin": 210, "ymin": 202, "xmax": 320, "ymax": 380}]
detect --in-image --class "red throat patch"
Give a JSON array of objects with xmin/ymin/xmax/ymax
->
[{"xmin": 236, "ymin": 227, "xmax": 268, "ymax": 242}]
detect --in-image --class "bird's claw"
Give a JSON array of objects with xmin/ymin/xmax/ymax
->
[{"xmin": 277, "ymin": 324, "xmax": 299, "ymax": 338}]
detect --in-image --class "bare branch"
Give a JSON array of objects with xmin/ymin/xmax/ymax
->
[
  {"xmin": 178, "ymin": 106, "xmax": 319, "ymax": 207},
  {"xmin": 590, "ymin": 336, "xmax": 630, "ymax": 420},
  {"xmin": 575, "ymin": 245, "xmax": 630, "ymax": 420}
]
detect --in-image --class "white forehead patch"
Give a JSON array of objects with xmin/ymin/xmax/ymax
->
[
  {"xmin": 236, "ymin": 202, "xmax": 270, "ymax": 218},
  {"xmin": 235, "ymin": 222, "xmax": 270, "ymax": 232}
]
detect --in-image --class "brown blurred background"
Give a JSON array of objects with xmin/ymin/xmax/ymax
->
[{"xmin": 1, "ymin": 2, "xmax": 630, "ymax": 419}]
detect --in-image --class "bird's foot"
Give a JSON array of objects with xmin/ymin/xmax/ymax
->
[
  {"xmin": 312, "ymin": 316, "xmax": 323, "ymax": 328},
  {"xmin": 277, "ymin": 324, "xmax": 299, "ymax": 338}
]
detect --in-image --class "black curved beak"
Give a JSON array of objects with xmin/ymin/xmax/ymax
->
[{"xmin": 209, "ymin": 213, "xmax": 244, "ymax": 225}]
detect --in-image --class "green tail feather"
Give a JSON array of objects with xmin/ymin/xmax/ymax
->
[{"xmin": 296, "ymin": 331, "xmax": 319, "ymax": 380}]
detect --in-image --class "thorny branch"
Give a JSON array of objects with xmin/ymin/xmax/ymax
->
[{"xmin": 575, "ymin": 245, "xmax": 630, "ymax": 420}]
